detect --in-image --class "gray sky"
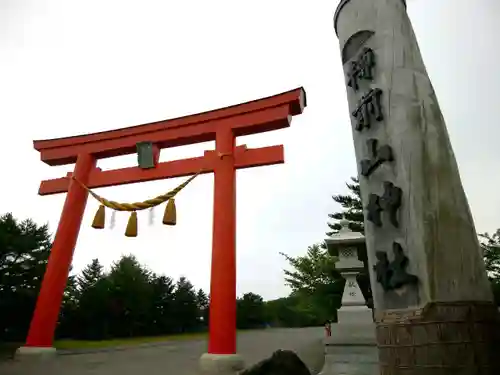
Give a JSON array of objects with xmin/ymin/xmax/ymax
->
[{"xmin": 1, "ymin": 0, "xmax": 499, "ymax": 301}]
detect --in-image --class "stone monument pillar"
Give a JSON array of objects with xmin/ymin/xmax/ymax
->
[
  {"xmin": 333, "ymin": 0, "xmax": 500, "ymax": 373},
  {"xmin": 326, "ymin": 219, "xmax": 373, "ymax": 324}
]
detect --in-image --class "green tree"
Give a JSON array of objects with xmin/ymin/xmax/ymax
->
[
  {"xmin": 0, "ymin": 213, "xmax": 52, "ymax": 341},
  {"xmin": 479, "ymin": 229, "xmax": 500, "ymax": 305},
  {"xmin": 196, "ymin": 288, "xmax": 209, "ymax": 327},
  {"xmin": 72, "ymin": 259, "xmax": 111, "ymax": 340},
  {"xmin": 264, "ymin": 297, "xmax": 305, "ymax": 327},
  {"xmin": 172, "ymin": 276, "xmax": 199, "ymax": 333},
  {"xmin": 237, "ymin": 292, "xmax": 266, "ymax": 329},
  {"xmin": 106, "ymin": 255, "xmax": 154, "ymax": 338},
  {"xmin": 77, "ymin": 258, "xmax": 104, "ymax": 293},
  {"xmin": 326, "ymin": 177, "xmax": 364, "ymax": 235},
  {"xmin": 57, "ymin": 275, "xmax": 80, "ymax": 338},
  {"xmin": 479, "ymin": 229, "xmax": 500, "ymax": 280},
  {"xmin": 67, "ymin": 258, "xmax": 107, "ymax": 338},
  {"xmin": 281, "ymin": 244, "xmax": 344, "ymax": 323},
  {"xmin": 149, "ymin": 274, "xmax": 176, "ymax": 334}
]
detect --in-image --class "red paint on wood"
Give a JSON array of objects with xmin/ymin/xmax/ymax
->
[
  {"xmin": 152, "ymin": 144, "xmax": 160, "ymax": 167},
  {"xmin": 209, "ymin": 128, "xmax": 237, "ymax": 354},
  {"xmin": 26, "ymin": 154, "xmax": 96, "ymax": 347},
  {"xmin": 26, "ymin": 87, "xmax": 306, "ymax": 352},
  {"xmin": 34, "ymin": 88, "xmax": 304, "ymax": 166},
  {"xmin": 38, "ymin": 145, "xmax": 284, "ymax": 195}
]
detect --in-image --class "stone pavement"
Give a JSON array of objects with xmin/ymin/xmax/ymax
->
[{"xmin": 0, "ymin": 327, "xmax": 326, "ymax": 375}]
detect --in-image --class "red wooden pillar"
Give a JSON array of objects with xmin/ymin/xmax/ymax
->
[
  {"xmin": 25, "ymin": 153, "xmax": 96, "ymax": 347},
  {"xmin": 208, "ymin": 128, "xmax": 237, "ymax": 354}
]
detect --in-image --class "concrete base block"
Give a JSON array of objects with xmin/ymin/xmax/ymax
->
[
  {"xmin": 324, "ymin": 323, "xmax": 378, "ymax": 375},
  {"xmin": 15, "ymin": 346, "xmax": 57, "ymax": 361},
  {"xmin": 199, "ymin": 353, "xmax": 245, "ymax": 375},
  {"xmin": 337, "ymin": 306, "xmax": 373, "ymax": 324}
]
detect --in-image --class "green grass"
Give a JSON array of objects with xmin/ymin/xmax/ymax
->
[{"xmin": 54, "ymin": 332, "xmax": 209, "ymax": 350}]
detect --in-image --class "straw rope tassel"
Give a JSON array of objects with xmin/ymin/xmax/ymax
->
[
  {"xmin": 162, "ymin": 199, "xmax": 176, "ymax": 226},
  {"xmin": 92, "ymin": 205, "xmax": 106, "ymax": 229},
  {"xmin": 125, "ymin": 212, "xmax": 138, "ymax": 237}
]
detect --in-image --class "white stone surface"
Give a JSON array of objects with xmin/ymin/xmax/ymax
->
[
  {"xmin": 199, "ymin": 353, "xmax": 245, "ymax": 375},
  {"xmin": 323, "ymin": 323, "xmax": 378, "ymax": 375},
  {"xmin": 337, "ymin": 306, "xmax": 373, "ymax": 324},
  {"xmin": 341, "ymin": 272, "xmax": 368, "ymax": 308},
  {"xmin": 336, "ymin": 247, "xmax": 364, "ymax": 270},
  {"xmin": 15, "ymin": 346, "xmax": 57, "ymax": 360}
]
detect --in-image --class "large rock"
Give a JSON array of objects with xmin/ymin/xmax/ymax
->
[{"xmin": 240, "ymin": 349, "xmax": 311, "ymax": 375}]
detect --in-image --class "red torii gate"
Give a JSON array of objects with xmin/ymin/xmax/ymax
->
[{"xmin": 24, "ymin": 87, "xmax": 306, "ymax": 355}]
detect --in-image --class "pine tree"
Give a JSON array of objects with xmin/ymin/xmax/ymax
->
[
  {"xmin": 77, "ymin": 258, "xmax": 104, "ymax": 293},
  {"xmin": 195, "ymin": 288, "xmax": 209, "ymax": 325},
  {"xmin": 479, "ymin": 229, "xmax": 500, "ymax": 305},
  {"xmin": 326, "ymin": 177, "xmax": 364, "ymax": 236},
  {"xmin": 106, "ymin": 255, "xmax": 153, "ymax": 337},
  {"xmin": 237, "ymin": 292, "xmax": 266, "ymax": 329},
  {"xmin": 0, "ymin": 213, "xmax": 52, "ymax": 341},
  {"xmin": 150, "ymin": 274, "xmax": 176, "ymax": 334},
  {"xmin": 479, "ymin": 229, "xmax": 500, "ymax": 280},
  {"xmin": 173, "ymin": 277, "xmax": 199, "ymax": 333}
]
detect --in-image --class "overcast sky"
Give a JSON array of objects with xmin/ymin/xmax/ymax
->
[{"xmin": 1, "ymin": 0, "xmax": 499, "ymax": 300}]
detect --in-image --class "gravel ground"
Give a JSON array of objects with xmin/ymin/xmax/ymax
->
[{"xmin": 0, "ymin": 327, "xmax": 325, "ymax": 375}]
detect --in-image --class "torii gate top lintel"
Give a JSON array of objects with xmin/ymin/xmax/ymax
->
[
  {"xmin": 33, "ymin": 87, "xmax": 306, "ymax": 166},
  {"xmin": 35, "ymin": 87, "xmax": 306, "ymax": 196}
]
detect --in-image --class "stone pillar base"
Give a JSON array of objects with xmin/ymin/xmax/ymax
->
[
  {"xmin": 15, "ymin": 346, "xmax": 57, "ymax": 361},
  {"xmin": 375, "ymin": 301, "xmax": 500, "ymax": 375},
  {"xmin": 199, "ymin": 353, "xmax": 245, "ymax": 375},
  {"xmin": 337, "ymin": 305, "xmax": 373, "ymax": 324}
]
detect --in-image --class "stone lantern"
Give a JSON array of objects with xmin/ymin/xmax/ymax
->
[{"xmin": 325, "ymin": 219, "xmax": 373, "ymax": 324}]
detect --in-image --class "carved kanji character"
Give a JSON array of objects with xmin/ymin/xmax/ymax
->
[
  {"xmin": 352, "ymin": 88, "xmax": 383, "ymax": 131},
  {"xmin": 373, "ymin": 251, "xmax": 392, "ymax": 291},
  {"xmin": 366, "ymin": 193, "xmax": 383, "ymax": 227},
  {"xmin": 347, "ymin": 47, "xmax": 376, "ymax": 91},
  {"xmin": 360, "ymin": 139, "xmax": 394, "ymax": 177},
  {"xmin": 389, "ymin": 242, "xmax": 418, "ymax": 290},
  {"xmin": 379, "ymin": 182, "xmax": 402, "ymax": 228},
  {"xmin": 365, "ymin": 182, "xmax": 402, "ymax": 228},
  {"xmin": 374, "ymin": 243, "xmax": 418, "ymax": 292}
]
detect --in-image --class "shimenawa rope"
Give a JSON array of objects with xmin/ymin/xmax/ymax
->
[{"xmin": 71, "ymin": 168, "xmax": 203, "ymax": 237}]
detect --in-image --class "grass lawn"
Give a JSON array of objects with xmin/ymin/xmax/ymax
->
[{"xmin": 54, "ymin": 331, "xmax": 209, "ymax": 350}]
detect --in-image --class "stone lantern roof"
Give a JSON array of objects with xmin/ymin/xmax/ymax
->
[{"xmin": 325, "ymin": 219, "xmax": 366, "ymax": 257}]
